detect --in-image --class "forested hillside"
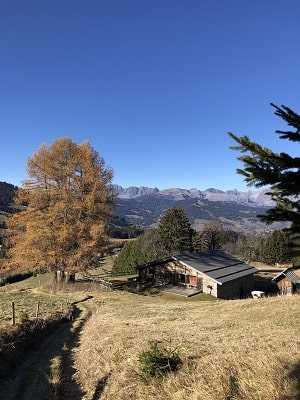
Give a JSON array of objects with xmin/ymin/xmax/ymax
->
[
  {"xmin": 115, "ymin": 193, "xmax": 286, "ymax": 233},
  {"xmin": 0, "ymin": 182, "xmax": 18, "ymax": 213},
  {"xmin": 0, "ymin": 182, "xmax": 18, "ymax": 245}
]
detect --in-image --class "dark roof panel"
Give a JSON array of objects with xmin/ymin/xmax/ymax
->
[{"xmin": 174, "ymin": 250, "xmax": 257, "ymax": 284}]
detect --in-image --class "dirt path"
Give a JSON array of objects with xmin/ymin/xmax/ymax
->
[{"xmin": 0, "ymin": 303, "xmax": 91, "ymax": 400}]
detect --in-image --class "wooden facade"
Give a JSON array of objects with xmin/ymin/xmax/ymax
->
[
  {"xmin": 137, "ymin": 251, "xmax": 257, "ymax": 300},
  {"xmin": 272, "ymin": 268, "xmax": 299, "ymax": 296}
]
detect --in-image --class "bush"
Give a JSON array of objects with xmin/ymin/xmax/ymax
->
[
  {"xmin": 1, "ymin": 271, "xmax": 33, "ymax": 286},
  {"xmin": 138, "ymin": 340, "xmax": 182, "ymax": 384},
  {"xmin": 19, "ymin": 311, "xmax": 30, "ymax": 325}
]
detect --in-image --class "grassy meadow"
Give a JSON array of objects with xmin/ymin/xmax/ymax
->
[
  {"xmin": 74, "ymin": 290, "xmax": 300, "ymax": 400},
  {"xmin": 0, "ymin": 274, "xmax": 86, "ymax": 328},
  {"xmin": 0, "ymin": 270, "xmax": 299, "ymax": 399}
]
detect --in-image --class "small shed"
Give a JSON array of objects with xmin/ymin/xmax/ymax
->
[
  {"xmin": 137, "ymin": 250, "xmax": 258, "ymax": 300},
  {"xmin": 272, "ymin": 268, "xmax": 299, "ymax": 295}
]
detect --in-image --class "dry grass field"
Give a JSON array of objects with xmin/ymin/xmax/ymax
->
[
  {"xmin": 0, "ymin": 274, "xmax": 86, "ymax": 328},
  {"xmin": 1, "ymin": 270, "xmax": 299, "ymax": 400},
  {"xmin": 73, "ymin": 290, "xmax": 300, "ymax": 400}
]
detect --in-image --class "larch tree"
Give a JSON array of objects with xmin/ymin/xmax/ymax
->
[
  {"xmin": 157, "ymin": 207, "xmax": 194, "ymax": 255},
  {"xmin": 3, "ymin": 138, "xmax": 114, "ymax": 281},
  {"xmin": 228, "ymin": 104, "xmax": 300, "ymax": 232}
]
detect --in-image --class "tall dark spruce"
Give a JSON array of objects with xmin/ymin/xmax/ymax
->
[{"xmin": 228, "ymin": 104, "xmax": 300, "ymax": 233}]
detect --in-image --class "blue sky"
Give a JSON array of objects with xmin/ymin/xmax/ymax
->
[{"xmin": 1, "ymin": 0, "xmax": 299, "ymax": 191}]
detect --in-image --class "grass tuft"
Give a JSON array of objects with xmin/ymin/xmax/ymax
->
[{"xmin": 48, "ymin": 355, "xmax": 63, "ymax": 395}]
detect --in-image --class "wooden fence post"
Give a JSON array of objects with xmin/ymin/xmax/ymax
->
[
  {"xmin": 35, "ymin": 301, "xmax": 40, "ymax": 319},
  {"xmin": 11, "ymin": 301, "xmax": 15, "ymax": 325}
]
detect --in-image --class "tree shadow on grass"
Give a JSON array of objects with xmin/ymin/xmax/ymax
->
[
  {"xmin": 281, "ymin": 361, "xmax": 300, "ymax": 400},
  {"xmin": 57, "ymin": 304, "xmax": 92, "ymax": 399},
  {"xmin": 289, "ymin": 362, "xmax": 300, "ymax": 400},
  {"xmin": 72, "ymin": 295, "xmax": 94, "ymax": 305},
  {"xmin": 91, "ymin": 372, "xmax": 112, "ymax": 400},
  {"xmin": 0, "ymin": 302, "xmax": 91, "ymax": 400}
]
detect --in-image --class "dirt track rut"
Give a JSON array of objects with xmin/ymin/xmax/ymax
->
[{"xmin": 0, "ymin": 304, "xmax": 91, "ymax": 400}]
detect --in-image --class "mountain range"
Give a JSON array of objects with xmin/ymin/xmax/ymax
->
[
  {"xmin": 111, "ymin": 185, "xmax": 275, "ymax": 206},
  {"xmin": 111, "ymin": 185, "xmax": 286, "ymax": 234},
  {"xmin": 0, "ymin": 182, "xmax": 284, "ymax": 234}
]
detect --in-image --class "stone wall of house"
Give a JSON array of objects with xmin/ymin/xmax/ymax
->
[{"xmin": 201, "ymin": 275, "xmax": 218, "ymax": 297}]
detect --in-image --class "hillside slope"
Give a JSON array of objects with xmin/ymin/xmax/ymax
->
[
  {"xmin": 115, "ymin": 193, "xmax": 286, "ymax": 233},
  {"xmin": 74, "ymin": 291, "xmax": 300, "ymax": 400},
  {"xmin": 0, "ymin": 182, "xmax": 18, "ymax": 214},
  {"xmin": 0, "ymin": 272, "xmax": 299, "ymax": 400}
]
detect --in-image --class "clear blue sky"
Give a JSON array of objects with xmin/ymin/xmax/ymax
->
[{"xmin": 1, "ymin": 0, "xmax": 299, "ymax": 191}]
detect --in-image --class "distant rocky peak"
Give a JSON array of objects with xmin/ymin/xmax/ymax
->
[
  {"xmin": 205, "ymin": 188, "xmax": 225, "ymax": 194},
  {"xmin": 111, "ymin": 185, "xmax": 159, "ymax": 199},
  {"xmin": 110, "ymin": 184, "xmax": 275, "ymax": 207}
]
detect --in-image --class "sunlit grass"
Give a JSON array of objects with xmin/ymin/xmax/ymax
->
[
  {"xmin": 1, "ymin": 271, "xmax": 299, "ymax": 399},
  {"xmin": 74, "ymin": 291, "xmax": 300, "ymax": 400}
]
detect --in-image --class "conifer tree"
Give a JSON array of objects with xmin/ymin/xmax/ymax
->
[
  {"xmin": 258, "ymin": 230, "xmax": 291, "ymax": 265},
  {"xmin": 3, "ymin": 138, "xmax": 114, "ymax": 279},
  {"xmin": 157, "ymin": 207, "xmax": 194, "ymax": 255},
  {"xmin": 112, "ymin": 230, "xmax": 167, "ymax": 274},
  {"xmin": 228, "ymin": 104, "xmax": 300, "ymax": 232}
]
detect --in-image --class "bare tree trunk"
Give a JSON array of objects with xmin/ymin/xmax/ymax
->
[
  {"xmin": 56, "ymin": 270, "xmax": 64, "ymax": 282},
  {"xmin": 52, "ymin": 271, "xmax": 57, "ymax": 282},
  {"xmin": 64, "ymin": 271, "xmax": 75, "ymax": 283}
]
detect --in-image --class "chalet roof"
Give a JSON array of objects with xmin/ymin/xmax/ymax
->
[
  {"xmin": 173, "ymin": 250, "xmax": 258, "ymax": 284},
  {"xmin": 272, "ymin": 268, "xmax": 300, "ymax": 285}
]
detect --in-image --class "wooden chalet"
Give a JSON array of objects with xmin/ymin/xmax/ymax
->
[
  {"xmin": 137, "ymin": 250, "xmax": 258, "ymax": 299},
  {"xmin": 272, "ymin": 268, "xmax": 299, "ymax": 296}
]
